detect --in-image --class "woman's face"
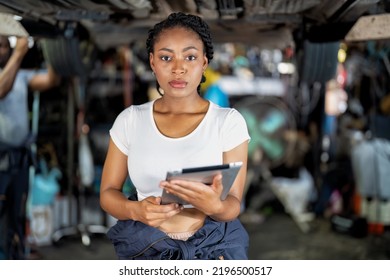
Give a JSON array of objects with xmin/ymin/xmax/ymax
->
[{"xmin": 149, "ymin": 26, "xmax": 208, "ymax": 98}]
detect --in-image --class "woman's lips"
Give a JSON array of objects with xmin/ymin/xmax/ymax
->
[{"xmin": 169, "ymin": 80, "xmax": 187, "ymax": 88}]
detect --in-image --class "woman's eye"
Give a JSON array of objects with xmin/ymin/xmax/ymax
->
[
  {"xmin": 161, "ymin": 56, "xmax": 171, "ymax": 61},
  {"xmin": 186, "ymin": 55, "xmax": 196, "ymax": 61}
]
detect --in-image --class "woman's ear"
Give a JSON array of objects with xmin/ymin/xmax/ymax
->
[
  {"xmin": 149, "ymin": 53, "xmax": 155, "ymax": 73},
  {"xmin": 203, "ymin": 54, "xmax": 208, "ymax": 71}
]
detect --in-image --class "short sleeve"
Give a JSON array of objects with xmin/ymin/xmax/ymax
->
[
  {"xmin": 109, "ymin": 108, "xmax": 131, "ymax": 155},
  {"xmin": 221, "ymin": 108, "xmax": 251, "ymax": 151},
  {"xmin": 25, "ymin": 70, "xmax": 37, "ymax": 82},
  {"xmin": 20, "ymin": 69, "xmax": 38, "ymax": 84}
]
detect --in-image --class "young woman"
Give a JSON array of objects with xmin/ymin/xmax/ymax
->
[{"xmin": 100, "ymin": 12, "xmax": 250, "ymax": 260}]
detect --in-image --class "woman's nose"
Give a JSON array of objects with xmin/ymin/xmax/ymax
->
[{"xmin": 171, "ymin": 60, "xmax": 185, "ymax": 74}]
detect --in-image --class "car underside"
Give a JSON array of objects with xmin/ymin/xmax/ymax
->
[{"xmin": 0, "ymin": 0, "xmax": 388, "ymax": 50}]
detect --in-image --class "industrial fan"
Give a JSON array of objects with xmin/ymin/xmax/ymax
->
[
  {"xmin": 234, "ymin": 95, "xmax": 314, "ymax": 232},
  {"xmin": 233, "ymin": 95, "xmax": 297, "ymax": 171},
  {"xmin": 233, "ymin": 94, "xmax": 297, "ymax": 210}
]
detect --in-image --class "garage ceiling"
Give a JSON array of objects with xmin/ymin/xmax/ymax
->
[{"xmin": 0, "ymin": 0, "xmax": 387, "ymax": 50}]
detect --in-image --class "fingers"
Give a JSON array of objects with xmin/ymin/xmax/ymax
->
[
  {"xmin": 161, "ymin": 174, "xmax": 223, "ymax": 200},
  {"xmin": 14, "ymin": 37, "xmax": 28, "ymax": 55},
  {"xmin": 144, "ymin": 196, "xmax": 182, "ymax": 213},
  {"xmin": 212, "ymin": 174, "xmax": 223, "ymax": 191},
  {"xmin": 138, "ymin": 197, "xmax": 183, "ymax": 227},
  {"xmin": 145, "ymin": 196, "xmax": 161, "ymax": 205},
  {"xmin": 160, "ymin": 176, "xmax": 225, "ymax": 215}
]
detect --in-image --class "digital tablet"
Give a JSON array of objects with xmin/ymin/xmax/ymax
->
[{"xmin": 161, "ymin": 161, "xmax": 243, "ymax": 205}]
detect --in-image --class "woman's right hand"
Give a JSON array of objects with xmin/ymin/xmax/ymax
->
[{"xmin": 132, "ymin": 196, "xmax": 183, "ymax": 228}]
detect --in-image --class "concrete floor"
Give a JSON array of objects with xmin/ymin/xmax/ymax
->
[{"xmin": 33, "ymin": 211, "xmax": 389, "ymax": 260}]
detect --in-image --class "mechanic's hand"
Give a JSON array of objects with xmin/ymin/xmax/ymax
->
[
  {"xmin": 14, "ymin": 37, "xmax": 29, "ymax": 56},
  {"xmin": 132, "ymin": 196, "xmax": 183, "ymax": 228}
]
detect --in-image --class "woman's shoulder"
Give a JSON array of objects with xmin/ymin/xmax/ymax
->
[
  {"xmin": 131, "ymin": 100, "xmax": 154, "ymax": 110},
  {"xmin": 114, "ymin": 100, "xmax": 153, "ymax": 125},
  {"xmin": 120, "ymin": 100, "xmax": 153, "ymax": 115},
  {"xmin": 208, "ymin": 101, "xmax": 241, "ymax": 119}
]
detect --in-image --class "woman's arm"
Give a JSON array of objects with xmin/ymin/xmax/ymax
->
[
  {"xmin": 100, "ymin": 139, "xmax": 183, "ymax": 225},
  {"xmin": 99, "ymin": 139, "xmax": 132, "ymax": 220},
  {"xmin": 209, "ymin": 140, "xmax": 249, "ymax": 221}
]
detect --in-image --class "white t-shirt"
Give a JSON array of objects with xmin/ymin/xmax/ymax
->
[{"xmin": 110, "ymin": 100, "xmax": 250, "ymax": 201}]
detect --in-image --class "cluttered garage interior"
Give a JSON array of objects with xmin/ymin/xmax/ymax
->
[{"xmin": 0, "ymin": 0, "xmax": 389, "ymax": 260}]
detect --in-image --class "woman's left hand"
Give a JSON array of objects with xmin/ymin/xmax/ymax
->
[{"xmin": 160, "ymin": 174, "xmax": 224, "ymax": 216}]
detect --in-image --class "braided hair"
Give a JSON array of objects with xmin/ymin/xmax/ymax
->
[{"xmin": 146, "ymin": 12, "xmax": 214, "ymax": 95}]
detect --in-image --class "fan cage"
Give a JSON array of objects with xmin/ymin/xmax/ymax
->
[{"xmin": 233, "ymin": 95, "xmax": 298, "ymax": 169}]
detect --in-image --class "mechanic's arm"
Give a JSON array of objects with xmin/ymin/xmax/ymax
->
[
  {"xmin": 0, "ymin": 37, "xmax": 28, "ymax": 99},
  {"xmin": 29, "ymin": 64, "xmax": 61, "ymax": 92}
]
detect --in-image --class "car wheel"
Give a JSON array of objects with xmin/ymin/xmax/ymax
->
[
  {"xmin": 41, "ymin": 36, "xmax": 95, "ymax": 78},
  {"xmin": 299, "ymin": 40, "xmax": 340, "ymax": 84}
]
